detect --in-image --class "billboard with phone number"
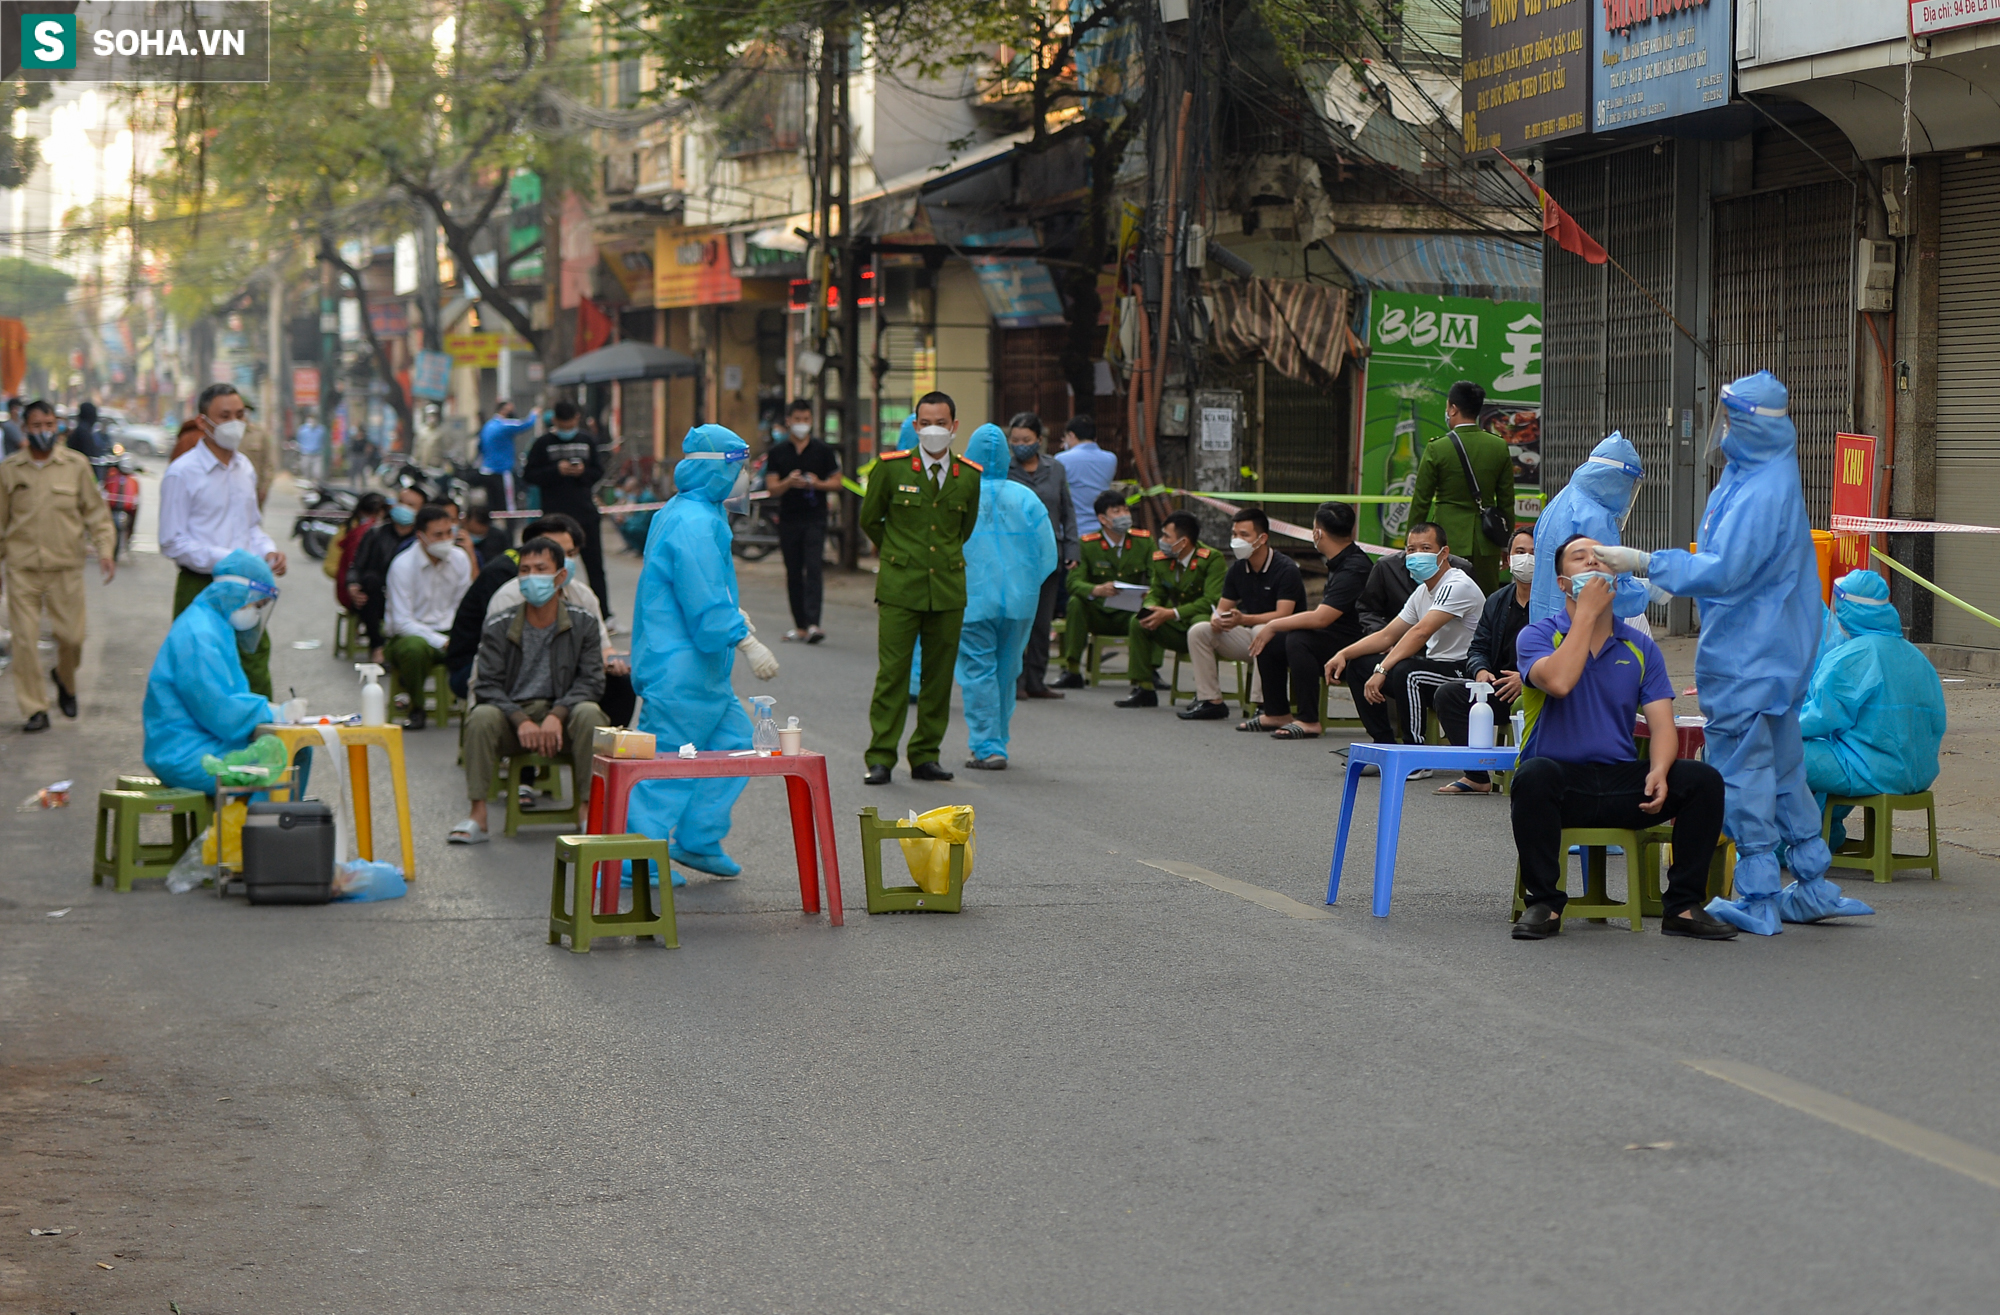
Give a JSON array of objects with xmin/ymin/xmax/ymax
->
[{"xmin": 1357, "ymin": 291, "xmax": 1544, "ymax": 547}]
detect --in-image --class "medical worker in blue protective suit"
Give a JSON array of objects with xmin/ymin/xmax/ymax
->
[
  {"xmin": 954, "ymin": 424, "xmax": 1057, "ymax": 769},
  {"xmin": 625, "ymin": 425, "xmax": 781, "ymax": 879},
  {"xmin": 1802, "ymin": 569, "xmax": 1947, "ymax": 843},
  {"xmin": 1529, "ymin": 432, "xmax": 1652, "ymax": 623},
  {"xmin": 1595, "ymin": 371, "xmax": 1874, "ymax": 933},
  {"xmin": 143, "ymin": 550, "xmax": 300, "ymax": 793}
]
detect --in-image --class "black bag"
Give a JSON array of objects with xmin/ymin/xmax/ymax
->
[
  {"xmin": 1447, "ymin": 428, "xmax": 1514, "ymax": 551},
  {"xmin": 241, "ymin": 801, "xmax": 336, "ymax": 905}
]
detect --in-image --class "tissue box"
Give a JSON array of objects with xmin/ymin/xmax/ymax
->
[{"xmin": 592, "ymin": 728, "xmax": 657, "ymax": 759}]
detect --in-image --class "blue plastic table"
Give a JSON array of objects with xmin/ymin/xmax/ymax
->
[{"xmin": 1327, "ymin": 742, "xmax": 1520, "ymax": 917}]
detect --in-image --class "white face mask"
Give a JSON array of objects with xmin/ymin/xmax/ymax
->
[
  {"xmin": 917, "ymin": 424, "xmax": 953, "ymax": 457},
  {"xmin": 1230, "ymin": 537, "xmax": 1256, "ymax": 561},
  {"xmin": 211, "ymin": 419, "xmax": 246, "ymax": 451},
  {"xmin": 1510, "ymin": 552, "xmax": 1536, "ymax": 584},
  {"xmin": 789, "ymin": 421, "xmax": 811, "ymax": 439},
  {"xmin": 229, "ymin": 604, "xmax": 266, "ymax": 632},
  {"xmin": 425, "ymin": 537, "xmax": 457, "ymax": 561}
]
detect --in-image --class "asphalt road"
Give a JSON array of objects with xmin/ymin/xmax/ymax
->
[{"xmin": 5, "ymin": 479, "xmax": 1999, "ymax": 1313}]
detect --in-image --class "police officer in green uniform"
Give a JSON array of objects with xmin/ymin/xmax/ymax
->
[
  {"xmin": 861, "ymin": 391, "xmax": 982, "ymax": 784},
  {"xmin": 1053, "ymin": 487, "xmax": 1152, "ymax": 688},
  {"xmin": 1116, "ymin": 510, "xmax": 1227, "ymax": 708}
]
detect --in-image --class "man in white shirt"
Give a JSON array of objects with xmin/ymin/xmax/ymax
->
[
  {"xmin": 384, "ymin": 504, "xmax": 474, "ymax": 729},
  {"xmin": 1327, "ymin": 521, "xmax": 1485, "ymax": 745},
  {"xmin": 158, "ymin": 384, "xmax": 286, "ymax": 697}
]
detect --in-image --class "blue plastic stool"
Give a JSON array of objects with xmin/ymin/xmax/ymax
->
[{"xmin": 1326, "ymin": 742, "xmax": 1520, "ymax": 917}]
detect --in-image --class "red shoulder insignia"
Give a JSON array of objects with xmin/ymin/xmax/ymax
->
[
  {"xmin": 878, "ymin": 449, "xmax": 908, "ymax": 460},
  {"xmin": 1152, "ymin": 550, "xmax": 1168, "ymax": 560},
  {"xmin": 959, "ymin": 457, "xmax": 983, "ymax": 472},
  {"xmin": 1129, "ymin": 527, "xmax": 1152, "ymax": 537},
  {"xmin": 1081, "ymin": 532, "xmax": 1103, "ymax": 543},
  {"xmin": 1196, "ymin": 546, "xmax": 1213, "ymax": 558}
]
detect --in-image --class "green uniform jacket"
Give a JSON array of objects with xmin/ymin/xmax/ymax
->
[
  {"xmin": 1066, "ymin": 527, "xmax": 1154, "ymax": 602},
  {"xmin": 860, "ymin": 448, "xmax": 982, "ymax": 611},
  {"xmin": 1407, "ymin": 423, "xmax": 1516, "ymax": 560},
  {"xmin": 1145, "ymin": 543, "xmax": 1228, "ymax": 619}
]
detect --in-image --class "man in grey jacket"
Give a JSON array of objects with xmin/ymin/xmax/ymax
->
[
  {"xmin": 1005, "ymin": 415, "xmax": 1079, "ymax": 698},
  {"xmin": 449, "ymin": 536, "xmax": 606, "ymax": 844}
]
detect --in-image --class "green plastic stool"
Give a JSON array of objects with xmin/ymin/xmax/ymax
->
[
  {"xmin": 505, "ymin": 755, "xmax": 582, "ymax": 836},
  {"xmin": 1512, "ymin": 826, "xmax": 1669, "ymax": 932},
  {"xmin": 93, "ymin": 788, "xmax": 213, "ymax": 892},
  {"xmin": 548, "ymin": 834, "xmax": 676, "ymax": 952},
  {"xmin": 858, "ymin": 806, "xmax": 967, "ymax": 913},
  {"xmin": 334, "ymin": 610, "xmax": 368, "ymax": 660},
  {"xmin": 116, "ymin": 774, "xmax": 167, "ymax": 792},
  {"xmin": 1824, "ymin": 791, "xmax": 1939, "ymax": 883},
  {"xmin": 1163, "ymin": 650, "xmax": 1257, "ymax": 715},
  {"xmin": 389, "ymin": 656, "xmax": 456, "ymax": 720}
]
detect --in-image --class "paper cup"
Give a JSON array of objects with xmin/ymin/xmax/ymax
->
[{"xmin": 777, "ymin": 728, "xmax": 802, "ymax": 756}]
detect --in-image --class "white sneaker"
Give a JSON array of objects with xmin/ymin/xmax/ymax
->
[
  {"xmin": 782, "ymin": 629, "xmax": 804, "ymax": 642},
  {"xmin": 1407, "ymin": 769, "xmax": 1433, "ymax": 780},
  {"xmin": 447, "ymin": 818, "xmax": 488, "ymax": 845}
]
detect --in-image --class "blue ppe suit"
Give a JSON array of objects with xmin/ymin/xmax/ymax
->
[
  {"xmin": 626, "ymin": 425, "xmax": 754, "ymax": 878},
  {"xmin": 1645, "ymin": 372, "xmax": 1871, "ymax": 932},
  {"xmin": 1530, "ymin": 432, "xmax": 1652, "ymax": 623},
  {"xmin": 1802, "ymin": 570, "xmax": 1946, "ymax": 843},
  {"xmin": 953, "ymin": 425, "xmax": 1057, "ymax": 761},
  {"xmin": 143, "ymin": 550, "xmax": 281, "ymax": 793}
]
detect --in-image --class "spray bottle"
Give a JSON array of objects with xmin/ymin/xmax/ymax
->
[
  {"xmin": 357, "ymin": 663, "xmax": 387, "ymax": 727},
  {"xmin": 1467, "ymin": 679, "xmax": 1495, "ymax": 749},
  {"xmin": 749, "ymin": 695, "xmax": 779, "ymax": 756}
]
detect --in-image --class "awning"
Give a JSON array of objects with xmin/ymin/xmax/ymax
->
[
  {"xmin": 1326, "ymin": 232, "xmax": 1542, "ymax": 303},
  {"xmin": 548, "ymin": 341, "xmax": 700, "ymax": 386}
]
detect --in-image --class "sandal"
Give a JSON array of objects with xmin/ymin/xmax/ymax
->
[
  {"xmin": 1435, "ymin": 778, "xmax": 1493, "ymax": 795},
  {"xmin": 446, "ymin": 818, "xmax": 488, "ymax": 845},
  {"xmin": 1236, "ymin": 717, "xmax": 1279, "ymax": 732},
  {"xmin": 1270, "ymin": 722, "xmax": 1321, "ymax": 740}
]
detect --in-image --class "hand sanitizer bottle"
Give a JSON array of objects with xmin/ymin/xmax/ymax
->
[{"xmin": 1467, "ymin": 680, "xmax": 1495, "ymax": 749}]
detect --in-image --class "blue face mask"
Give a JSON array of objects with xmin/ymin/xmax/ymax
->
[
  {"xmin": 518, "ymin": 573, "xmax": 560, "ymax": 606},
  {"xmin": 1566, "ymin": 570, "xmax": 1614, "ymax": 599},
  {"xmin": 555, "ymin": 427, "xmax": 579, "ymax": 439},
  {"xmin": 389, "ymin": 504, "xmax": 416, "ymax": 527},
  {"xmin": 1405, "ymin": 551, "xmax": 1440, "ymax": 583}
]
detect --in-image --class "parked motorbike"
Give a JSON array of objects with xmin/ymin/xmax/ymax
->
[
  {"xmin": 292, "ymin": 480, "xmax": 361, "ymax": 560},
  {"xmin": 97, "ymin": 456, "xmax": 141, "ymax": 559},
  {"xmin": 729, "ymin": 454, "xmax": 781, "ymax": 561}
]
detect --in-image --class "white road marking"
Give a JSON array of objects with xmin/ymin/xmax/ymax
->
[
  {"xmin": 1137, "ymin": 859, "xmax": 1335, "ymax": 920},
  {"xmin": 1684, "ymin": 1058, "xmax": 2000, "ymax": 1190}
]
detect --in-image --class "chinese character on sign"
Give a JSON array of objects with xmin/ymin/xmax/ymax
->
[{"xmin": 1492, "ymin": 314, "xmax": 1543, "ymax": 392}]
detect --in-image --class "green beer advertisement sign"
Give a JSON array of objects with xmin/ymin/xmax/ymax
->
[{"xmin": 1357, "ymin": 290, "xmax": 1543, "ymax": 546}]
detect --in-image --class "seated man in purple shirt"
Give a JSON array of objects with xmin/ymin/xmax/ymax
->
[{"xmin": 1509, "ymin": 534, "xmax": 1736, "ymax": 942}]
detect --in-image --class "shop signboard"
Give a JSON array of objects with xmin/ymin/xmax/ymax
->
[
  {"xmin": 411, "ymin": 350, "xmax": 452, "ymax": 401},
  {"xmin": 1832, "ymin": 431, "xmax": 1877, "ymax": 579},
  {"xmin": 1461, "ymin": 0, "xmax": 1592, "ymax": 155},
  {"xmin": 1357, "ymin": 291, "xmax": 1544, "ymax": 547},
  {"xmin": 1910, "ymin": 0, "xmax": 2000, "ymax": 37},
  {"xmin": 291, "ymin": 365, "xmax": 320, "ymax": 411},
  {"xmin": 1593, "ymin": 0, "xmax": 1733, "ymax": 132},
  {"xmin": 654, "ymin": 228, "xmax": 741, "ymax": 308}
]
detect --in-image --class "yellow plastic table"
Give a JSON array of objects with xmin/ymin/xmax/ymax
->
[{"xmin": 258, "ymin": 723, "xmax": 417, "ymax": 881}]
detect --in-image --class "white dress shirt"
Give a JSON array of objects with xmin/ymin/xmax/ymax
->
[
  {"xmin": 157, "ymin": 441, "xmax": 276, "ymax": 573},
  {"xmin": 385, "ymin": 542, "xmax": 472, "ymax": 650}
]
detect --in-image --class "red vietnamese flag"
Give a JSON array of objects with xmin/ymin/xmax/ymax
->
[{"xmin": 1497, "ymin": 149, "xmax": 1607, "ymax": 266}]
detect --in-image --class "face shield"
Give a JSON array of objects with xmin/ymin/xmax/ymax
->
[
  {"xmin": 218, "ymin": 575, "xmax": 279, "ymax": 653},
  {"xmin": 1584, "ymin": 452, "xmax": 1645, "ymax": 530},
  {"xmin": 1706, "ymin": 384, "xmax": 1786, "ymax": 472},
  {"xmin": 685, "ymin": 448, "xmax": 752, "ymax": 514}
]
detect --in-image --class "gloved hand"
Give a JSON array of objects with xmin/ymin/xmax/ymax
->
[
  {"xmin": 275, "ymin": 698, "xmax": 309, "ymax": 724},
  {"xmin": 1593, "ymin": 544, "xmax": 1651, "ymax": 575},
  {"xmin": 739, "ymin": 635, "xmax": 780, "ymax": 680},
  {"xmin": 739, "ymin": 609, "xmax": 756, "ymax": 637}
]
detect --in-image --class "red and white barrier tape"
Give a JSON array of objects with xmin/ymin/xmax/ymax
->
[
  {"xmin": 1830, "ymin": 514, "xmax": 2000, "ymax": 536},
  {"xmin": 1181, "ymin": 491, "xmax": 1396, "ymax": 556},
  {"xmin": 490, "ymin": 490, "xmax": 775, "ymax": 521}
]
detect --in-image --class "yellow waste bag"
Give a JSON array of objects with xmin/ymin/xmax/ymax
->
[
  {"xmin": 201, "ymin": 800, "xmax": 248, "ymax": 870},
  {"xmin": 898, "ymin": 805, "xmax": 975, "ymax": 896}
]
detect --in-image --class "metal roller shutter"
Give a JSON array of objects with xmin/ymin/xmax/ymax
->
[{"xmin": 1935, "ymin": 157, "xmax": 2000, "ymax": 649}]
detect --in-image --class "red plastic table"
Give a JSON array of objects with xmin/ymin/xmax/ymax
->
[{"xmin": 585, "ymin": 751, "xmax": 843, "ymax": 925}]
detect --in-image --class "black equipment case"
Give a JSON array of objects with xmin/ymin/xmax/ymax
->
[{"xmin": 241, "ymin": 801, "xmax": 337, "ymax": 905}]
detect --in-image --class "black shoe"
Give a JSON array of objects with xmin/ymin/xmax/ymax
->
[
  {"xmin": 911, "ymin": 761, "xmax": 955, "ymax": 782},
  {"xmin": 864, "ymin": 764, "xmax": 892, "ymax": 786},
  {"xmin": 402, "ymin": 709, "xmax": 428, "ymax": 731},
  {"xmin": 1512, "ymin": 903, "xmax": 1562, "ymax": 940},
  {"xmin": 50, "ymin": 668, "xmax": 76, "ymax": 718},
  {"xmin": 22, "ymin": 710, "xmax": 49, "ymax": 732},
  {"xmin": 1662, "ymin": 907, "xmax": 1740, "ymax": 940},
  {"xmin": 1177, "ymin": 699, "xmax": 1229, "ymax": 721},
  {"xmin": 1024, "ymin": 687, "xmax": 1064, "ymax": 699},
  {"xmin": 1051, "ymin": 670, "xmax": 1087, "ymax": 689},
  {"xmin": 1114, "ymin": 688, "xmax": 1159, "ymax": 708},
  {"xmin": 964, "ymin": 755, "xmax": 1007, "ymax": 771}
]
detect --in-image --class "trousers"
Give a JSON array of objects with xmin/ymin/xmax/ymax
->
[
  {"xmin": 778, "ymin": 511, "xmax": 827, "ymax": 630},
  {"xmin": 1339, "ymin": 651, "xmax": 1399, "ymax": 743},
  {"xmin": 1060, "ymin": 598, "xmax": 1131, "ymax": 668},
  {"xmin": 1185, "ymin": 620, "xmax": 1269, "ymax": 710},
  {"xmin": 868, "ymin": 603, "xmax": 964, "ymax": 767},
  {"xmin": 1705, "ymin": 706, "xmax": 1833, "ymax": 899},
  {"xmin": 1380, "ymin": 655, "xmax": 1464, "ymax": 745},
  {"xmin": 174, "ymin": 567, "xmax": 271, "ymax": 698},
  {"xmin": 461, "ymin": 699, "xmax": 606, "ymax": 806},
  {"xmin": 383, "ymin": 634, "xmax": 445, "ymax": 708},
  {"xmin": 6, "ymin": 566, "xmax": 84, "ymax": 717},
  {"xmin": 1433, "ymin": 678, "xmax": 1516, "ymax": 783},
  {"xmin": 957, "ymin": 615, "xmax": 1036, "ymax": 760},
  {"xmin": 1126, "ymin": 615, "xmax": 1194, "ymax": 689},
  {"xmin": 1270, "ymin": 627, "xmax": 1345, "ymax": 724},
  {"xmin": 1511, "ymin": 757, "xmax": 1726, "ymax": 917},
  {"xmin": 627, "ymin": 689, "xmax": 752, "ymax": 862},
  {"xmin": 1018, "ymin": 569, "xmax": 1062, "ymax": 692}
]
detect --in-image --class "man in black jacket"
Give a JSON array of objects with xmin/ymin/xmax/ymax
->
[
  {"xmin": 347, "ymin": 483, "xmax": 426, "ymax": 659},
  {"xmin": 1434, "ymin": 526, "xmax": 1536, "ymax": 794},
  {"xmin": 522, "ymin": 401, "xmax": 609, "ymax": 625}
]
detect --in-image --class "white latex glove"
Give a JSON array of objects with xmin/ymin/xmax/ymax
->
[
  {"xmin": 739, "ymin": 635, "xmax": 780, "ymax": 680},
  {"xmin": 277, "ymin": 697, "xmax": 309, "ymax": 724},
  {"xmin": 1593, "ymin": 544, "xmax": 1651, "ymax": 575},
  {"xmin": 739, "ymin": 609, "xmax": 756, "ymax": 637}
]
